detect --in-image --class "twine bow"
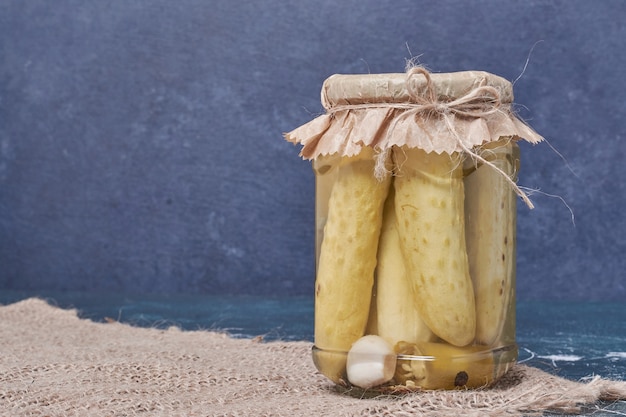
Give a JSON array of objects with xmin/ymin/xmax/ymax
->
[
  {"xmin": 404, "ymin": 66, "xmax": 502, "ymax": 118},
  {"xmin": 326, "ymin": 66, "xmax": 534, "ymax": 209}
]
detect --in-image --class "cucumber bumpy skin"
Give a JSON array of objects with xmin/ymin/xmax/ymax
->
[
  {"xmin": 465, "ymin": 138, "xmax": 519, "ymax": 346},
  {"xmin": 313, "ymin": 147, "xmax": 391, "ymax": 384},
  {"xmin": 393, "ymin": 147, "xmax": 476, "ymax": 347},
  {"xmin": 371, "ymin": 184, "xmax": 434, "ymax": 347}
]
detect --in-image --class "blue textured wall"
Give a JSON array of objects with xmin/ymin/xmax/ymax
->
[{"xmin": 1, "ymin": 1, "xmax": 625, "ymax": 300}]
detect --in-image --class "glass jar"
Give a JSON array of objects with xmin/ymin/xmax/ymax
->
[{"xmin": 285, "ymin": 68, "xmax": 543, "ymax": 392}]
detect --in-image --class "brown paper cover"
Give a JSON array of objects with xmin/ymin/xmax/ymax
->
[{"xmin": 285, "ymin": 69, "xmax": 543, "ymax": 160}]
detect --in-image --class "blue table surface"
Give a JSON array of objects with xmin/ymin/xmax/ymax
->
[{"xmin": 2, "ymin": 290, "xmax": 625, "ymax": 416}]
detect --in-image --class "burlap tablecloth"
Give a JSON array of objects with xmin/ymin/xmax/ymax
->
[{"xmin": 1, "ymin": 298, "xmax": 625, "ymax": 416}]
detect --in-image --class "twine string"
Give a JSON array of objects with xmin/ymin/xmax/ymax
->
[{"xmin": 327, "ymin": 66, "xmax": 534, "ymax": 209}]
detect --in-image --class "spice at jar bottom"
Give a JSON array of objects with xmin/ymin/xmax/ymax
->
[{"xmin": 285, "ymin": 67, "xmax": 544, "ymax": 392}]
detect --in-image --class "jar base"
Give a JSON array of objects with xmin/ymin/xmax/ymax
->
[{"xmin": 312, "ymin": 342, "xmax": 518, "ymax": 393}]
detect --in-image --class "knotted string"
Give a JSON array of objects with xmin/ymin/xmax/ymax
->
[{"xmin": 325, "ymin": 66, "xmax": 534, "ymax": 209}]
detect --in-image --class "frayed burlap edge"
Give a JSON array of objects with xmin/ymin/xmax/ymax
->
[
  {"xmin": 360, "ymin": 365, "xmax": 626, "ymax": 417},
  {"xmin": 1, "ymin": 298, "xmax": 625, "ymax": 417}
]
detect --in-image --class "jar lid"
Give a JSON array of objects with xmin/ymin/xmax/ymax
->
[
  {"xmin": 321, "ymin": 71, "xmax": 514, "ymax": 110},
  {"xmin": 285, "ymin": 67, "xmax": 543, "ymax": 159}
]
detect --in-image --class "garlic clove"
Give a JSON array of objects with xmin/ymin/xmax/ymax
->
[{"xmin": 346, "ymin": 335, "xmax": 397, "ymax": 389}]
